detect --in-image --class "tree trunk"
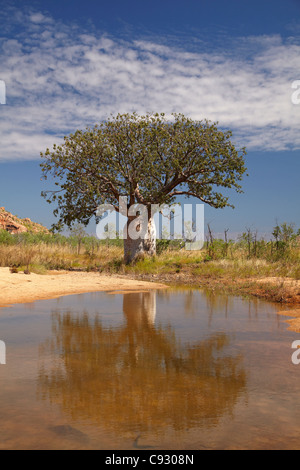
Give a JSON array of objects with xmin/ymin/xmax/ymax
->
[{"xmin": 124, "ymin": 216, "xmax": 156, "ymax": 264}]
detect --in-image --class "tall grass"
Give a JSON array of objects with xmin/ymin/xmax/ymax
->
[
  {"xmin": 0, "ymin": 227, "xmax": 299, "ymax": 280},
  {"xmin": 0, "ymin": 230, "xmax": 123, "ymax": 272},
  {"xmin": 124, "ymin": 251, "xmax": 300, "ymax": 280}
]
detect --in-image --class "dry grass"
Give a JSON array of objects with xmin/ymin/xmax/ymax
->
[
  {"xmin": 1, "ymin": 242, "xmax": 299, "ymax": 278},
  {"xmin": 0, "ymin": 243, "xmax": 123, "ymax": 273},
  {"xmin": 123, "ymin": 250, "xmax": 300, "ymax": 280},
  {"xmin": 1, "ymin": 238, "xmax": 300, "ymax": 304}
]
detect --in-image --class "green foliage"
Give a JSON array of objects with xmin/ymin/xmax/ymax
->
[
  {"xmin": 270, "ymin": 222, "xmax": 298, "ymax": 260},
  {"xmin": 40, "ymin": 112, "xmax": 247, "ymax": 231},
  {"xmin": 156, "ymin": 239, "xmax": 183, "ymax": 254},
  {"xmin": 272, "ymin": 222, "xmax": 297, "ymax": 245},
  {"xmin": 156, "ymin": 239, "xmax": 171, "ymax": 254},
  {"xmin": 0, "ymin": 230, "xmax": 15, "ymax": 245},
  {"xmin": 1, "ymin": 219, "xmax": 299, "ymax": 279}
]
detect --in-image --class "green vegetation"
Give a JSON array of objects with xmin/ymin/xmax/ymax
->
[
  {"xmin": 40, "ymin": 112, "xmax": 247, "ymax": 263},
  {"xmin": 0, "ymin": 229, "xmax": 122, "ymax": 273},
  {"xmin": 0, "ymin": 222, "xmax": 299, "ymax": 282}
]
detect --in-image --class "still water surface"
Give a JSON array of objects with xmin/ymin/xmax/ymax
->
[{"xmin": 0, "ymin": 288, "xmax": 299, "ymax": 450}]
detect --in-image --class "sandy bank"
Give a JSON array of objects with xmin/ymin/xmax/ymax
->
[
  {"xmin": 0, "ymin": 268, "xmax": 168, "ymax": 309},
  {"xmin": 126, "ymin": 271, "xmax": 300, "ymax": 332}
]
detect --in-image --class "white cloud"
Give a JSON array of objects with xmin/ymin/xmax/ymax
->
[
  {"xmin": 0, "ymin": 9, "xmax": 300, "ymax": 161},
  {"xmin": 29, "ymin": 12, "xmax": 53, "ymax": 24}
]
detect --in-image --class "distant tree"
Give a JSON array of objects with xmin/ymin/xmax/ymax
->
[
  {"xmin": 70, "ymin": 223, "xmax": 86, "ymax": 255},
  {"xmin": 223, "ymin": 228, "xmax": 229, "ymax": 257},
  {"xmin": 40, "ymin": 113, "xmax": 247, "ymax": 263},
  {"xmin": 272, "ymin": 222, "xmax": 296, "ymax": 245}
]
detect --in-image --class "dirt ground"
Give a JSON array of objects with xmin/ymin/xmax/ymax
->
[
  {"xmin": 1, "ymin": 267, "xmax": 300, "ymax": 332},
  {"xmin": 254, "ymin": 277, "xmax": 300, "ymax": 332},
  {"xmin": 0, "ymin": 267, "xmax": 168, "ymax": 309},
  {"xmin": 126, "ymin": 271, "xmax": 300, "ymax": 332}
]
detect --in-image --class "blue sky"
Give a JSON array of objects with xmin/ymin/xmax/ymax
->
[{"xmin": 0, "ymin": 0, "xmax": 300, "ymax": 237}]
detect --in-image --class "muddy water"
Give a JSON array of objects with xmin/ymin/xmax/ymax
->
[{"xmin": 0, "ymin": 289, "xmax": 299, "ymax": 450}]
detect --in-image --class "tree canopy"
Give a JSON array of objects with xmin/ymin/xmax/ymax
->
[
  {"xmin": 41, "ymin": 112, "xmax": 247, "ymax": 261},
  {"xmin": 41, "ymin": 113, "xmax": 246, "ymax": 221}
]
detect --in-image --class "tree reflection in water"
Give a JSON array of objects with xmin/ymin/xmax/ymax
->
[{"xmin": 38, "ymin": 291, "xmax": 247, "ymax": 435}]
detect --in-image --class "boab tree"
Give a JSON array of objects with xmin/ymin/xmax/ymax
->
[{"xmin": 40, "ymin": 113, "xmax": 247, "ymax": 263}]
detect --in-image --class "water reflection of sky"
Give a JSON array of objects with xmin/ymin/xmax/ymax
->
[{"xmin": 0, "ymin": 289, "xmax": 299, "ymax": 450}]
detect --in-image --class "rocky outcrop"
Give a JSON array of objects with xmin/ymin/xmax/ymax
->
[{"xmin": 0, "ymin": 207, "xmax": 49, "ymax": 234}]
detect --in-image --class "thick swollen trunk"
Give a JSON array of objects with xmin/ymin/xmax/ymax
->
[{"xmin": 124, "ymin": 217, "xmax": 156, "ymax": 264}]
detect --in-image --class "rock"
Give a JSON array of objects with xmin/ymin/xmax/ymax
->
[
  {"xmin": 9, "ymin": 267, "xmax": 19, "ymax": 274},
  {"xmin": 0, "ymin": 207, "xmax": 49, "ymax": 235}
]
